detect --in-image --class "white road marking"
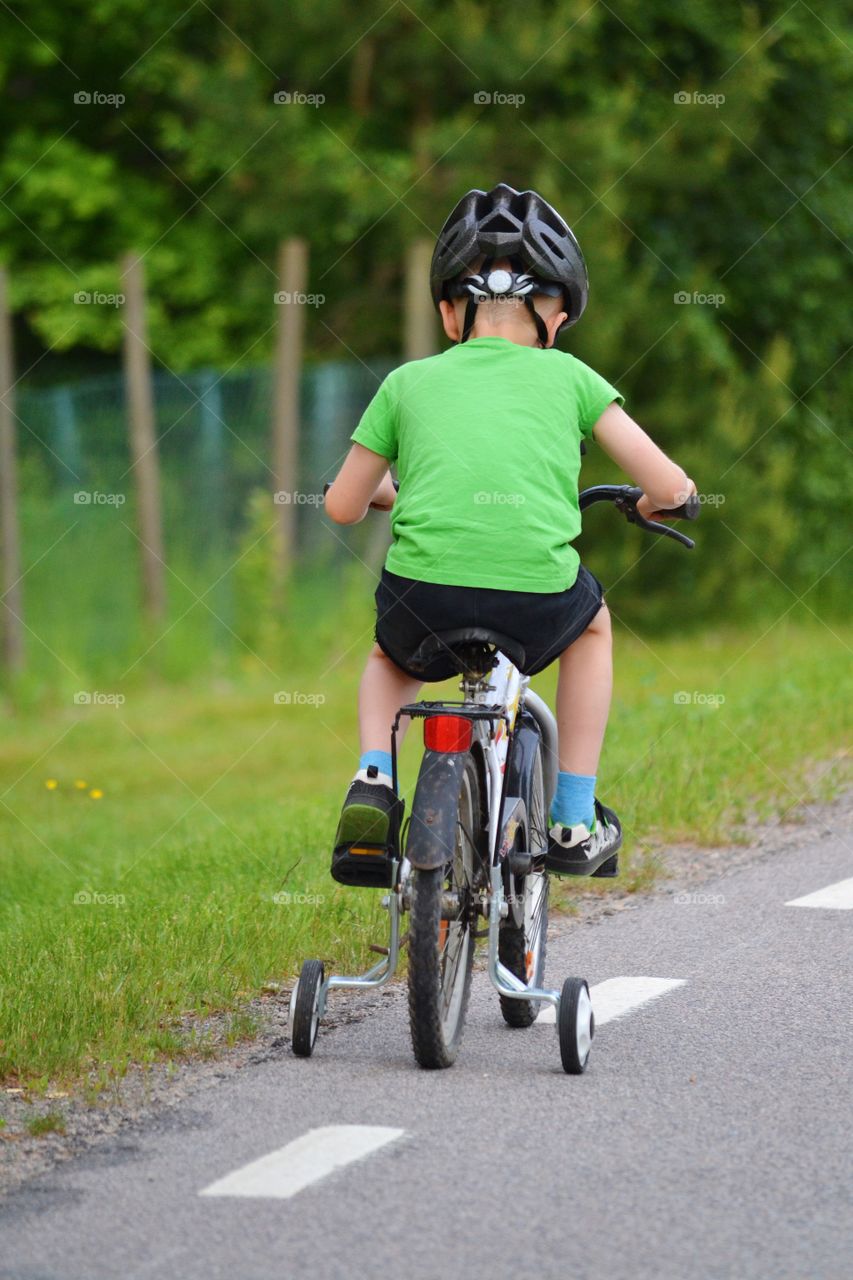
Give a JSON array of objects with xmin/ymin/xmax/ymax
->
[
  {"xmin": 786, "ymin": 876, "xmax": 853, "ymax": 910},
  {"xmin": 536, "ymin": 976, "xmax": 686, "ymax": 1025},
  {"xmin": 199, "ymin": 1125, "xmax": 405, "ymax": 1200}
]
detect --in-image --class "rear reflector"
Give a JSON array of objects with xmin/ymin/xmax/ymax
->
[{"xmin": 423, "ymin": 714, "xmax": 472, "ymax": 753}]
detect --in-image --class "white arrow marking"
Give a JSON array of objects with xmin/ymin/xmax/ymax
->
[
  {"xmin": 199, "ymin": 1125, "xmax": 405, "ymax": 1200},
  {"xmin": 786, "ymin": 876, "xmax": 853, "ymax": 910},
  {"xmin": 536, "ymin": 975, "xmax": 686, "ymax": 1024}
]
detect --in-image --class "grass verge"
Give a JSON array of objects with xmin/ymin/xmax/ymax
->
[{"xmin": 0, "ymin": 611, "xmax": 848, "ymax": 1089}]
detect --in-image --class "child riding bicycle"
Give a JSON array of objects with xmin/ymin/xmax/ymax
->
[{"xmin": 325, "ymin": 183, "xmax": 696, "ymax": 885}]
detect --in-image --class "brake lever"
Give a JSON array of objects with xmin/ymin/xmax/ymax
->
[{"xmin": 615, "ymin": 486, "xmax": 696, "ymax": 549}]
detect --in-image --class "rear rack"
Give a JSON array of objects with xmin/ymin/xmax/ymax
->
[{"xmin": 390, "ymin": 700, "xmax": 510, "ymax": 798}]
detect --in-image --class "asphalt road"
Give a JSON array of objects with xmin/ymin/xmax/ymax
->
[{"xmin": 1, "ymin": 825, "xmax": 851, "ymax": 1280}]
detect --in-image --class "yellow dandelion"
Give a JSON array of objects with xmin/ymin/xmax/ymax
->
[
  {"xmin": 45, "ymin": 779, "xmax": 59, "ymax": 790},
  {"xmin": 74, "ymin": 779, "xmax": 87, "ymax": 790},
  {"xmin": 89, "ymin": 788, "xmax": 104, "ymax": 800}
]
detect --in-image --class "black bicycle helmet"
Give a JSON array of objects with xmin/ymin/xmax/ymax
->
[{"xmin": 430, "ymin": 183, "xmax": 589, "ymax": 346}]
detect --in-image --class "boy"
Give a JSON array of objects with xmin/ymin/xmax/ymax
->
[{"xmin": 325, "ymin": 183, "xmax": 695, "ymax": 882}]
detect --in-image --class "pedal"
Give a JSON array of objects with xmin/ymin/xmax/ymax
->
[{"xmin": 507, "ymin": 849, "xmax": 533, "ymax": 876}]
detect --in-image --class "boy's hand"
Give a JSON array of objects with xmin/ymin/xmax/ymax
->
[{"xmin": 636, "ymin": 482, "xmax": 697, "ymax": 523}]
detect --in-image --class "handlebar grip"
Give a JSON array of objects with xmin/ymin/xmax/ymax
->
[{"xmin": 664, "ymin": 493, "xmax": 700, "ymax": 521}]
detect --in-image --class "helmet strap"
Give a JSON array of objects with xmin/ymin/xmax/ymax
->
[
  {"xmin": 460, "ymin": 295, "xmax": 478, "ymax": 343},
  {"xmin": 524, "ymin": 296, "xmax": 550, "ymax": 348},
  {"xmin": 459, "ymin": 255, "xmax": 494, "ymax": 343}
]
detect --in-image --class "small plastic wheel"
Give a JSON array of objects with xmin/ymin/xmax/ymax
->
[
  {"xmin": 291, "ymin": 959, "xmax": 325, "ymax": 1057},
  {"xmin": 558, "ymin": 977, "xmax": 593, "ymax": 1074}
]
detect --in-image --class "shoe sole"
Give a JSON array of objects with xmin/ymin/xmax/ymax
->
[
  {"xmin": 545, "ymin": 830, "xmax": 623, "ymax": 878},
  {"xmin": 335, "ymin": 802, "xmax": 391, "ymax": 847}
]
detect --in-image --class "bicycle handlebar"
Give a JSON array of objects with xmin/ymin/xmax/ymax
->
[
  {"xmin": 579, "ymin": 484, "xmax": 698, "ymax": 549},
  {"xmin": 323, "ymin": 480, "xmax": 699, "ymax": 548}
]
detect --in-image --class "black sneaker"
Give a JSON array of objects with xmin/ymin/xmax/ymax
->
[
  {"xmin": 330, "ymin": 765, "xmax": 404, "ymax": 888},
  {"xmin": 544, "ymin": 799, "xmax": 622, "ymax": 878}
]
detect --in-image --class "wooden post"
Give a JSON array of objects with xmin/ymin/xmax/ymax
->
[
  {"xmin": 0, "ymin": 267, "xmax": 24, "ymax": 674},
  {"xmin": 273, "ymin": 237, "xmax": 308, "ymax": 586},
  {"xmin": 121, "ymin": 252, "xmax": 166, "ymax": 624},
  {"xmin": 404, "ymin": 238, "xmax": 438, "ymax": 362}
]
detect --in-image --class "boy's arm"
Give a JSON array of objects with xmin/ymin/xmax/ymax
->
[
  {"xmin": 591, "ymin": 403, "xmax": 696, "ymax": 519},
  {"xmin": 324, "ymin": 443, "xmax": 396, "ymax": 525}
]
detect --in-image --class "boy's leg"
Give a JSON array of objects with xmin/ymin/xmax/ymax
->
[
  {"xmin": 358, "ymin": 642, "xmax": 423, "ymax": 758},
  {"xmin": 546, "ymin": 602, "xmax": 621, "ymax": 874},
  {"xmin": 331, "ymin": 644, "xmax": 422, "ymax": 878},
  {"xmin": 555, "ymin": 602, "xmax": 612, "ymax": 776}
]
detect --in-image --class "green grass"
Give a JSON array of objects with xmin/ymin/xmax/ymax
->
[
  {"xmin": 0, "ymin": 609, "xmax": 849, "ymax": 1090},
  {"xmin": 25, "ymin": 1111, "xmax": 66, "ymax": 1137}
]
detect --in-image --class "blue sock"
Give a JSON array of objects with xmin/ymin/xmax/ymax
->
[
  {"xmin": 359, "ymin": 749, "xmax": 392, "ymax": 779},
  {"xmin": 551, "ymin": 771, "xmax": 596, "ymax": 830}
]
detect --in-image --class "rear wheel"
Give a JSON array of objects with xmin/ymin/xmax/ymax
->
[
  {"xmin": 499, "ymin": 744, "xmax": 549, "ymax": 1027},
  {"xmin": 407, "ymin": 753, "xmax": 481, "ymax": 1068}
]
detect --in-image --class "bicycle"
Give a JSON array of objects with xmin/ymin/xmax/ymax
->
[{"xmin": 291, "ymin": 484, "xmax": 698, "ymax": 1072}]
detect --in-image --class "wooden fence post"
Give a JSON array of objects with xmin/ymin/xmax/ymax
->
[
  {"xmin": 404, "ymin": 238, "xmax": 438, "ymax": 362},
  {"xmin": 272, "ymin": 237, "xmax": 308, "ymax": 588},
  {"xmin": 0, "ymin": 267, "xmax": 24, "ymax": 675},
  {"xmin": 121, "ymin": 252, "xmax": 166, "ymax": 624}
]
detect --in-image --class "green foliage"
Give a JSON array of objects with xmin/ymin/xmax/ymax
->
[{"xmin": 1, "ymin": 2, "xmax": 850, "ymax": 629}]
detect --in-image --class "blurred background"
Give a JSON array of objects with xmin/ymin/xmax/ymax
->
[
  {"xmin": 0, "ymin": 2, "xmax": 849, "ymax": 1085},
  {"xmin": 1, "ymin": 0, "xmax": 850, "ymax": 690}
]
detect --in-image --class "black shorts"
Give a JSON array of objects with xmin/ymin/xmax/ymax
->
[{"xmin": 374, "ymin": 564, "xmax": 605, "ymax": 682}]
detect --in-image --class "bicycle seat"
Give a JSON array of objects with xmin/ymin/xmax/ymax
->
[{"xmin": 406, "ymin": 627, "xmax": 526, "ymax": 676}]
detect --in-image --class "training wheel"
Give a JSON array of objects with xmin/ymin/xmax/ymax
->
[
  {"xmin": 558, "ymin": 977, "xmax": 594, "ymax": 1074},
  {"xmin": 290, "ymin": 959, "xmax": 325, "ymax": 1057}
]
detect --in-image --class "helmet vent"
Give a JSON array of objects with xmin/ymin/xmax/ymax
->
[
  {"xmin": 480, "ymin": 212, "xmax": 520, "ymax": 233},
  {"xmin": 540, "ymin": 230, "xmax": 567, "ymax": 259}
]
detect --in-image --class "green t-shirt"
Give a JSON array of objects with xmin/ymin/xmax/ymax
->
[{"xmin": 351, "ymin": 336, "xmax": 623, "ymax": 593}]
